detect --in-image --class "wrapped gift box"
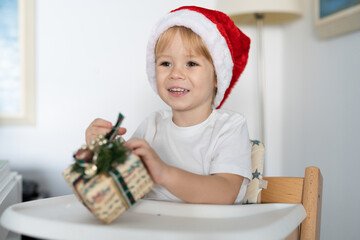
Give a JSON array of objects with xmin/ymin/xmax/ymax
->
[
  {"xmin": 63, "ymin": 152, "xmax": 153, "ymax": 224},
  {"xmin": 63, "ymin": 113, "xmax": 153, "ymax": 224}
]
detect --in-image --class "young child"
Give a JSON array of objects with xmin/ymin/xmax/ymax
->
[{"xmin": 86, "ymin": 6, "xmax": 251, "ymax": 204}]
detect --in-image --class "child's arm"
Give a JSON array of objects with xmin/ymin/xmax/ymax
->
[
  {"xmin": 163, "ymin": 168, "xmax": 243, "ymax": 204},
  {"xmin": 85, "ymin": 118, "xmax": 127, "ymax": 145},
  {"xmin": 124, "ymin": 138, "xmax": 243, "ymax": 204}
]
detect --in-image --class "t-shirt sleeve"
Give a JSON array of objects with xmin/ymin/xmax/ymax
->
[
  {"xmin": 131, "ymin": 111, "xmax": 159, "ymax": 141},
  {"xmin": 209, "ymin": 116, "xmax": 252, "ymax": 182},
  {"xmin": 131, "ymin": 116, "xmax": 149, "ymax": 139}
]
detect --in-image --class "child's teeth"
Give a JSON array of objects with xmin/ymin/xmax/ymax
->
[{"xmin": 170, "ymin": 88, "xmax": 189, "ymax": 92}]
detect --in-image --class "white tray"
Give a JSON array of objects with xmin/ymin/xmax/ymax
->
[{"xmin": 1, "ymin": 194, "xmax": 306, "ymax": 240}]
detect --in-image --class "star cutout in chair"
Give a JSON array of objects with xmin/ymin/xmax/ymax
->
[
  {"xmin": 251, "ymin": 140, "xmax": 260, "ymax": 146},
  {"xmin": 252, "ymin": 169, "xmax": 261, "ymax": 179}
]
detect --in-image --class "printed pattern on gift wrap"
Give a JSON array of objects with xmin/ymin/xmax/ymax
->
[
  {"xmin": 122, "ymin": 159, "xmax": 142, "ymax": 178},
  {"xmin": 82, "ymin": 174, "xmax": 128, "ymax": 222},
  {"xmin": 116, "ymin": 154, "xmax": 154, "ymax": 201},
  {"xmin": 63, "ymin": 152, "xmax": 153, "ymax": 224}
]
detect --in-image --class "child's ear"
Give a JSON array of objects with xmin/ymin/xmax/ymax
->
[
  {"xmin": 214, "ymin": 85, "xmax": 218, "ymax": 96},
  {"xmin": 213, "ymin": 71, "xmax": 218, "ymax": 87}
]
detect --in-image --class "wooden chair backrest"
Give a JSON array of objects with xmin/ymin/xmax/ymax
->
[{"xmin": 261, "ymin": 167, "xmax": 323, "ymax": 240}]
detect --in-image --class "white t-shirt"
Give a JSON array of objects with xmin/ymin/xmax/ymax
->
[{"xmin": 132, "ymin": 109, "xmax": 252, "ymax": 204}]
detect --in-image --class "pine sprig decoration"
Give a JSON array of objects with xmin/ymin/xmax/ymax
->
[
  {"xmin": 72, "ymin": 113, "xmax": 128, "ymax": 177},
  {"xmin": 96, "ymin": 138, "xmax": 129, "ymax": 174},
  {"xmin": 71, "ymin": 162, "xmax": 85, "ymax": 174}
]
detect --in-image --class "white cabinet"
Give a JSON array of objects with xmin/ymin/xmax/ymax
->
[{"xmin": 0, "ymin": 161, "xmax": 22, "ymax": 240}]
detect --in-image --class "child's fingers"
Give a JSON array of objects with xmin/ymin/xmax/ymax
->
[
  {"xmin": 124, "ymin": 138, "xmax": 149, "ymax": 151},
  {"xmin": 86, "ymin": 127, "xmax": 109, "ymax": 145},
  {"xmin": 91, "ymin": 118, "xmax": 112, "ymax": 128},
  {"xmin": 85, "ymin": 118, "xmax": 111, "ymax": 145},
  {"xmin": 117, "ymin": 127, "xmax": 127, "ymax": 136},
  {"xmin": 125, "ymin": 138, "xmax": 167, "ymax": 184},
  {"xmin": 132, "ymin": 148, "xmax": 148, "ymax": 159},
  {"xmin": 92, "ymin": 126, "xmax": 112, "ymax": 136},
  {"xmin": 125, "ymin": 139, "xmax": 153, "ymax": 166},
  {"xmin": 91, "ymin": 119, "xmax": 126, "ymax": 135},
  {"xmin": 86, "ymin": 118, "xmax": 128, "ymax": 145}
]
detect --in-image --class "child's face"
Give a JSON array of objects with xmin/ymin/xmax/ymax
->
[{"xmin": 155, "ymin": 32, "xmax": 216, "ymax": 115}]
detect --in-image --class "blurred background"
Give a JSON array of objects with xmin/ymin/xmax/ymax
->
[{"xmin": 0, "ymin": 0, "xmax": 359, "ymax": 239}]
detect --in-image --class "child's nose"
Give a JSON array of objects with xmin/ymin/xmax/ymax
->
[{"xmin": 170, "ymin": 66, "xmax": 186, "ymax": 80}]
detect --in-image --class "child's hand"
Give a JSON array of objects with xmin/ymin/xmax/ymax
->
[
  {"xmin": 124, "ymin": 138, "xmax": 169, "ymax": 185},
  {"xmin": 85, "ymin": 118, "xmax": 127, "ymax": 145}
]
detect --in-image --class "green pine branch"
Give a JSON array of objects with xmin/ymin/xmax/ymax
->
[{"xmin": 72, "ymin": 138, "xmax": 129, "ymax": 175}]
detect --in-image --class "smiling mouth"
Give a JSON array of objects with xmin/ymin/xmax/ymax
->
[{"xmin": 168, "ymin": 88, "xmax": 190, "ymax": 94}]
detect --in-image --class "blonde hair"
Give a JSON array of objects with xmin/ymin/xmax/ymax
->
[
  {"xmin": 155, "ymin": 26, "xmax": 214, "ymax": 66},
  {"xmin": 154, "ymin": 26, "xmax": 218, "ymax": 104}
]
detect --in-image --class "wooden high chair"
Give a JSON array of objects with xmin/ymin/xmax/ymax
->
[{"xmin": 262, "ymin": 167, "xmax": 323, "ymax": 240}]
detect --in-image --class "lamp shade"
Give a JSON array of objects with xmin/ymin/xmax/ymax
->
[{"xmin": 217, "ymin": 0, "xmax": 303, "ymax": 25}]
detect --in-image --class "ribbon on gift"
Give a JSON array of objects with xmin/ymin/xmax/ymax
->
[
  {"xmin": 109, "ymin": 168, "xmax": 136, "ymax": 207},
  {"xmin": 71, "ymin": 112, "xmax": 136, "ymax": 208},
  {"xmin": 105, "ymin": 113, "xmax": 124, "ymax": 141}
]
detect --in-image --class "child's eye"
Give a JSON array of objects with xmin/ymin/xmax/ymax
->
[
  {"xmin": 160, "ymin": 61, "xmax": 171, "ymax": 67},
  {"xmin": 187, "ymin": 61, "xmax": 198, "ymax": 67}
]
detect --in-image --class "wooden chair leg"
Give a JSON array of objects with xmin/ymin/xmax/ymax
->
[{"xmin": 300, "ymin": 167, "xmax": 323, "ymax": 240}]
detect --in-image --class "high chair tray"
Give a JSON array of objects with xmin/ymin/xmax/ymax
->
[{"xmin": 1, "ymin": 194, "xmax": 306, "ymax": 240}]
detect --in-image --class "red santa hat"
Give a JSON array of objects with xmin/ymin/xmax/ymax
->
[{"xmin": 146, "ymin": 6, "xmax": 250, "ymax": 109}]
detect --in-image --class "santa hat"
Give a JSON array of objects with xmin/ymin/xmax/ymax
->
[{"xmin": 146, "ymin": 6, "xmax": 250, "ymax": 109}]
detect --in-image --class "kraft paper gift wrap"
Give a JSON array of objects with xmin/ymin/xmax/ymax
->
[{"xmin": 63, "ymin": 151, "xmax": 153, "ymax": 224}]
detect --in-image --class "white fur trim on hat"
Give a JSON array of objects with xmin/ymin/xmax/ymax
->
[{"xmin": 146, "ymin": 9, "xmax": 234, "ymax": 108}]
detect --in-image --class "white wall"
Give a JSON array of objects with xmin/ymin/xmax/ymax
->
[
  {"xmin": 0, "ymin": 0, "xmax": 206, "ymax": 193},
  {"xmin": 281, "ymin": 0, "xmax": 360, "ymax": 239},
  {"xmin": 1, "ymin": 0, "xmax": 272, "ymax": 195},
  {"xmin": 2, "ymin": 0, "xmax": 358, "ymax": 238}
]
